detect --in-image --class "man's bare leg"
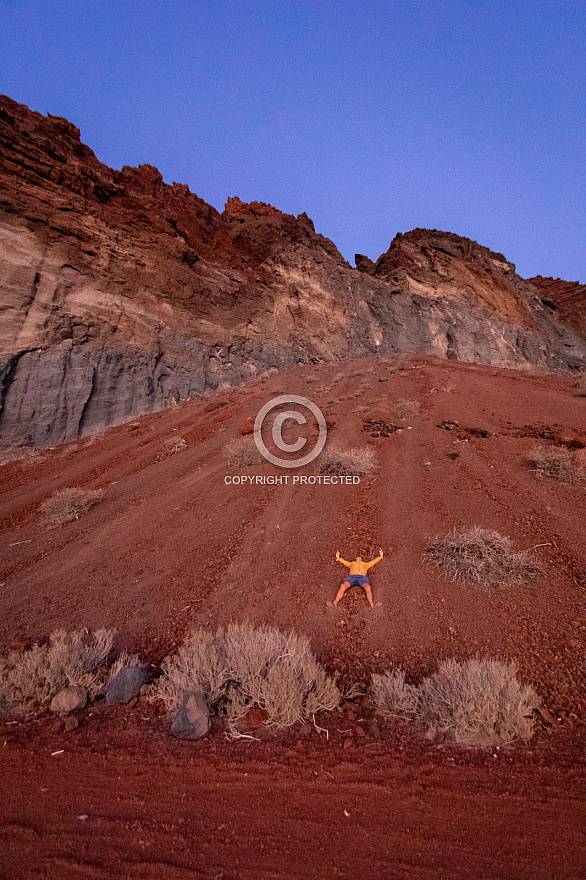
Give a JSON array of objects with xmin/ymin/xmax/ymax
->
[
  {"xmin": 363, "ymin": 584, "xmax": 381, "ymax": 608},
  {"xmin": 332, "ymin": 581, "xmax": 351, "ymax": 606}
]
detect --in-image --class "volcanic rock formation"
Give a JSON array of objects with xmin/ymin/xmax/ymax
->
[
  {"xmin": 1, "ymin": 95, "xmax": 585, "ymax": 446},
  {"xmin": 528, "ymin": 276, "xmax": 586, "ymax": 338}
]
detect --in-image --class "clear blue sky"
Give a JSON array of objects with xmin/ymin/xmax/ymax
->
[{"xmin": 1, "ymin": 0, "xmax": 584, "ymax": 281}]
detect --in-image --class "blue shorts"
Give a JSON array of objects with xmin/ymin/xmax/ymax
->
[{"xmin": 345, "ymin": 574, "xmax": 370, "ymax": 587}]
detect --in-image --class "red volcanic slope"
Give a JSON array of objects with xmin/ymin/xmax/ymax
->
[{"xmin": 1, "ymin": 355, "xmax": 586, "ymax": 877}]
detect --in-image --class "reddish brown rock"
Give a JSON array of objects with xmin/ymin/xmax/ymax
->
[
  {"xmin": 529, "ymin": 276, "xmax": 586, "ymax": 337},
  {"xmin": 1, "ymin": 95, "xmax": 585, "ymax": 447}
]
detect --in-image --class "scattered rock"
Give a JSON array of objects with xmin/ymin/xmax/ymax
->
[
  {"xmin": 343, "ymin": 738, "xmax": 353, "ymax": 749},
  {"xmin": 170, "ymin": 692, "xmax": 210, "ymax": 740},
  {"xmin": 126, "ymin": 697, "xmax": 138, "ymax": 709},
  {"xmin": 50, "ymin": 717, "xmax": 65, "ymax": 734},
  {"xmin": 238, "ymin": 417, "xmax": 255, "ymax": 435},
  {"xmin": 439, "ymin": 420, "xmax": 460, "ymax": 430},
  {"xmin": 106, "ymin": 666, "xmax": 150, "ymax": 705},
  {"xmin": 50, "ymin": 686, "xmax": 87, "ymax": 713},
  {"xmin": 534, "ymin": 706, "xmax": 555, "ymax": 725},
  {"xmin": 63, "ymin": 715, "xmax": 79, "ymax": 732},
  {"xmin": 367, "ymin": 721, "xmax": 381, "ymax": 737},
  {"xmin": 355, "ymin": 725, "xmax": 366, "ymax": 737},
  {"xmin": 243, "ymin": 704, "xmax": 269, "ymax": 730},
  {"xmin": 298, "ymin": 724, "xmax": 313, "ymax": 737}
]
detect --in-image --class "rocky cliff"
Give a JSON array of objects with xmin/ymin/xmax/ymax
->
[
  {"xmin": 1, "ymin": 95, "xmax": 585, "ymax": 447},
  {"xmin": 527, "ymin": 276, "xmax": 586, "ymax": 338}
]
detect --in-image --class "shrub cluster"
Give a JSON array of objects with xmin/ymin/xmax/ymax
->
[
  {"xmin": 225, "ymin": 437, "xmax": 262, "ymax": 467},
  {"xmin": 153, "ymin": 623, "xmax": 340, "ymax": 726},
  {"xmin": 40, "ymin": 487, "xmax": 104, "ymax": 528},
  {"xmin": 393, "ymin": 399, "xmax": 420, "ymax": 420},
  {"xmin": 316, "ymin": 445, "xmax": 377, "ymax": 477},
  {"xmin": 425, "ymin": 527, "xmax": 542, "ymax": 588},
  {"xmin": 529, "ymin": 445, "xmax": 583, "ymax": 484},
  {"xmin": 372, "ymin": 659, "xmax": 538, "ymax": 746},
  {"xmin": 0, "ymin": 629, "xmax": 136, "ymax": 713}
]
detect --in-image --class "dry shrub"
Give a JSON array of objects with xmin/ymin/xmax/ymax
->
[
  {"xmin": 0, "ymin": 629, "xmax": 118, "ymax": 713},
  {"xmin": 384, "ymin": 353, "xmax": 412, "ymax": 370},
  {"xmin": 393, "ymin": 399, "xmax": 420, "ymax": 420},
  {"xmin": 529, "ymin": 445, "xmax": 583, "ymax": 483},
  {"xmin": 371, "ymin": 670, "xmax": 419, "ymax": 720},
  {"xmin": 425, "ymin": 527, "xmax": 542, "ymax": 588},
  {"xmin": 40, "ymin": 487, "xmax": 104, "ymax": 528},
  {"xmin": 316, "ymin": 445, "xmax": 377, "ymax": 477},
  {"xmin": 417, "ymin": 659, "xmax": 538, "ymax": 746},
  {"xmin": 153, "ymin": 623, "xmax": 340, "ymax": 727},
  {"xmin": 371, "ymin": 659, "xmax": 538, "ymax": 746},
  {"xmin": 164, "ymin": 436, "xmax": 187, "ymax": 455},
  {"xmin": 225, "ymin": 437, "xmax": 262, "ymax": 467}
]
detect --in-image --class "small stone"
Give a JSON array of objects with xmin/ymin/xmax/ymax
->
[
  {"xmin": 170, "ymin": 691, "xmax": 210, "ymax": 740},
  {"xmin": 106, "ymin": 666, "xmax": 150, "ymax": 705},
  {"xmin": 50, "ymin": 686, "xmax": 87, "ymax": 713},
  {"xmin": 126, "ymin": 697, "xmax": 138, "ymax": 709},
  {"xmin": 299, "ymin": 724, "xmax": 313, "ymax": 737},
  {"xmin": 534, "ymin": 706, "xmax": 555, "ymax": 725},
  {"xmin": 355, "ymin": 725, "xmax": 366, "ymax": 737},
  {"xmin": 63, "ymin": 715, "xmax": 79, "ymax": 732},
  {"xmin": 343, "ymin": 738, "xmax": 353, "ymax": 749},
  {"xmin": 50, "ymin": 717, "xmax": 64, "ymax": 734},
  {"xmin": 243, "ymin": 704, "xmax": 269, "ymax": 730},
  {"xmin": 367, "ymin": 721, "xmax": 381, "ymax": 737}
]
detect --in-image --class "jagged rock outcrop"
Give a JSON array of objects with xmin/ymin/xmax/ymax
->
[
  {"xmin": 528, "ymin": 276, "xmax": 586, "ymax": 338},
  {"xmin": 1, "ymin": 95, "xmax": 585, "ymax": 447}
]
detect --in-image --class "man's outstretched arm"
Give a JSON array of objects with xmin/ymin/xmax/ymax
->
[
  {"xmin": 335, "ymin": 550, "xmax": 351, "ymax": 568},
  {"xmin": 367, "ymin": 548, "xmax": 384, "ymax": 569}
]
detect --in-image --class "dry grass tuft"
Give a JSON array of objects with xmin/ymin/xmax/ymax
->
[
  {"xmin": 371, "ymin": 670, "xmax": 419, "ymax": 720},
  {"xmin": 425, "ymin": 527, "xmax": 542, "ymax": 588},
  {"xmin": 529, "ymin": 445, "xmax": 583, "ymax": 484},
  {"xmin": 316, "ymin": 445, "xmax": 377, "ymax": 477},
  {"xmin": 393, "ymin": 399, "xmax": 421, "ymax": 420},
  {"xmin": 225, "ymin": 437, "xmax": 262, "ymax": 467},
  {"xmin": 153, "ymin": 623, "xmax": 340, "ymax": 727},
  {"xmin": 0, "ymin": 629, "xmax": 124, "ymax": 713},
  {"xmin": 164, "ymin": 436, "xmax": 187, "ymax": 455},
  {"xmin": 372, "ymin": 659, "xmax": 538, "ymax": 746},
  {"xmin": 40, "ymin": 487, "xmax": 104, "ymax": 528}
]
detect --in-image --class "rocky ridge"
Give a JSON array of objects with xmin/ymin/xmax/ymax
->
[{"xmin": 1, "ymin": 94, "xmax": 585, "ymax": 446}]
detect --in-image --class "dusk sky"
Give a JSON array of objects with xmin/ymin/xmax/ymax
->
[{"xmin": 1, "ymin": 0, "xmax": 584, "ymax": 282}]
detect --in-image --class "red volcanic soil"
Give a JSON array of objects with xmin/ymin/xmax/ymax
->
[{"xmin": 1, "ymin": 356, "xmax": 585, "ymax": 878}]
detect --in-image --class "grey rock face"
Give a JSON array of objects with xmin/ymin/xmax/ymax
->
[
  {"xmin": 1, "ymin": 95, "xmax": 585, "ymax": 449},
  {"xmin": 170, "ymin": 691, "xmax": 211, "ymax": 740},
  {"xmin": 105, "ymin": 666, "xmax": 150, "ymax": 705},
  {"xmin": 50, "ymin": 685, "xmax": 87, "ymax": 713}
]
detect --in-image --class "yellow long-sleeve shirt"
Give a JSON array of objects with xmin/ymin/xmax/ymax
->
[{"xmin": 338, "ymin": 555, "xmax": 382, "ymax": 576}]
